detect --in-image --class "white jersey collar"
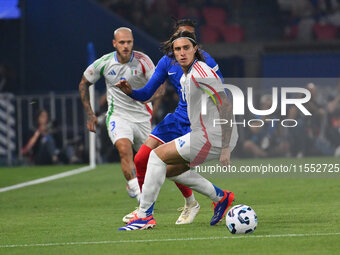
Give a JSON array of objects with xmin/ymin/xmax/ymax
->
[{"xmin": 113, "ymin": 51, "xmax": 135, "ymax": 63}]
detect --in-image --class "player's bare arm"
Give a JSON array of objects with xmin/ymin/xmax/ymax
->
[
  {"xmin": 79, "ymin": 75, "xmax": 97, "ymax": 133},
  {"xmin": 214, "ymin": 92, "xmax": 233, "ymax": 166}
]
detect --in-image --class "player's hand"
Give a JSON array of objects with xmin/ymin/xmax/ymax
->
[
  {"xmin": 220, "ymin": 147, "xmax": 231, "ymax": 166},
  {"xmin": 115, "ymin": 79, "xmax": 132, "ymax": 95},
  {"xmin": 87, "ymin": 114, "xmax": 98, "ymax": 133}
]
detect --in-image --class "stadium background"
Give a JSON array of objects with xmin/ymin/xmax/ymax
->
[
  {"xmin": 1, "ymin": 1, "xmax": 340, "ymax": 254},
  {"xmin": 1, "ymin": 0, "xmax": 340, "ymax": 165}
]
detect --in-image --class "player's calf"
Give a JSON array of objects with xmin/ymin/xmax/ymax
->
[{"xmin": 134, "ymin": 144, "xmax": 152, "ymax": 190}]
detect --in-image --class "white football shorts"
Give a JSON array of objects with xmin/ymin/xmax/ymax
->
[
  {"xmin": 175, "ymin": 127, "xmax": 238, "ymax": 166},
  {"xmin": 106, "ymin": 115, "xmax": 151, "ymax": 151}
]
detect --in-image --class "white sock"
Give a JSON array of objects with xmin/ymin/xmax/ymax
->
[
  {"xmin": 127, "ymin": 177, "xmax": 140, "ymax": 198},
  {"xmin": 185, "ymin": 194, "xmax": 196, "ymax": 205},
  {"xmin": 138, "ymin": 151, "xmax": 167, "ymax": 218},
  {"xmin": 168, "ymin": 170, "xmax": 221, "ymax": 202}
]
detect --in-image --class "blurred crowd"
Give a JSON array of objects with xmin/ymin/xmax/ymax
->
[
  {"xmin": 19, "ymin": 80, "xmax": 340, "ymax": 166},
  {"xmin": 92, "ymin": 80, "xmax": 340, "ymax": 163},
  {"xmin": 11, "ymin": 1, "xmax": 340, "ymax": 166},
  {"xmin": 21, "ymin": 109, "xmax": 88, "ymax": 165},
  {"xmin": 240, "ymin": 81, "xmax": 340, "ymax": 158},
  {"xmin": 97, "ymin": 0, "xmax": 230, "ymax": 41},
  {"xmin": 279, "ymin": 0, "xmax": 340, "ymax": 41},
  {"xmin": 98, "ymin": 0, "xmax": 340, "ymax": 42}
]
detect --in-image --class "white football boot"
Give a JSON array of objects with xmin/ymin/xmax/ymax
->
[
  {"xmin": 122, "ymin": 207, "xmax": 138, "ymax": 224},
  {"xmin": 175, "ymin": 201, "xmax": 200, "ymax": 224}
]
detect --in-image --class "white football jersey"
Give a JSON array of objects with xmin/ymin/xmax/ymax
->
[
  {"xmin": 84, "ymin": 50, "xmax": 155, "ymax": 123},
  {"xmin": 180, "ymin": 60, "xmax": 238, "ymax": 148}
]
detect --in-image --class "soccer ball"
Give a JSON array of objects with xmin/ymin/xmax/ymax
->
[{"xmin": 226, "ymin": 205, "xmax": 258, "ymax": 234}]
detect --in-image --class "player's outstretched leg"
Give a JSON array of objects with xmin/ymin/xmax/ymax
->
[
  {"xmin": 121, "ymin": 144, "xmax": 152, "ymax": 223},
  {"xmin": 119, "ymin": 150, "xmax": 168, "ymax": 231},
  {"xmin": 133, "ymin": 142, "xmax": 199, "ymax": 225},
  {"xmin": 168, "ymin": 170, "xmax": 235, "ymax": 225},
  {"xmin": 115, "ymin": 138, "xmax": 141, "ymax": 202},
  {"xmin": 210, "ymin": 189, "xmax": 235, "ymax": 225}
]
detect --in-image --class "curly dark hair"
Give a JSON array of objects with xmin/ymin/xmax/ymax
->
[
  {"xmin": 161, "ymin": 30, "xmax": 204, "ymax": 62},
  {"xmin": 172, "ymin": 18, "xmax": 197, "ymax": 33}
]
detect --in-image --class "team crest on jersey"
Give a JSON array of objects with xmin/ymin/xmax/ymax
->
[
  {"xmin": 108, "ymin": 69, "xmax": 116, "ymax": 75},
  {"xmin": 178, "ymin": 139, "xmax": 185, "ymax": 148}
]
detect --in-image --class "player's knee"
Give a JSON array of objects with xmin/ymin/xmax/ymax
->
[
  {"xmin": 117, "ymin": 145, "xmax": 131, "ymax": 160},
  {"xmin": 115, "ymin": 139, "xmax": 132, "ymax": 157}
]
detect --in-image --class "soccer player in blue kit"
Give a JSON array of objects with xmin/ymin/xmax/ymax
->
[{"xmin": 122, "ymin": 19, "xmax": 224, "ymax": 225}]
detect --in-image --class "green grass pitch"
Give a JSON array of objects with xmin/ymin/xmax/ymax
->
[{"xmin": 0, "ymin": 157, "xmax": 339, "ymax": 254}]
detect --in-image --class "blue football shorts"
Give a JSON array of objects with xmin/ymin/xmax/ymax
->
[{"xmin": 150, "ymin": 112, "xmax": 191, "ymax": 144}]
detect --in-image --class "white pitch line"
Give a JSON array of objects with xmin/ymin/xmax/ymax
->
[
  {"xmin": 0, "ymin": 165, "xmax": 95, "ymax": 193},
  {"xmin": 1, "ymin": 232, "xmax": 339, "ymax": 248}
]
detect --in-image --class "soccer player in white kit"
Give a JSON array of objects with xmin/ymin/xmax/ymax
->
[
  {"xmin": 117, "ymin": 30, "xmax": 238, "ymax": 230},
  {"xmin": 78, "ymin": 27, "xmax": 156, "ymax": 202}
]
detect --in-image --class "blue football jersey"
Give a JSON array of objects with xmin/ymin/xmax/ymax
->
[
  {"xmin": 130, "ymin": 50, "xmax": 223, "ymax": 120},
  {"xmin": 130, "ymin": 50, "xmax": 223, "ymax": 143},
  {"xmin": 155, "ymin": 50, "xmax": 223, "ymax": 119}
]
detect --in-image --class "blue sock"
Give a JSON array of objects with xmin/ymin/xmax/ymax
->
[
  {"xmin": 213, "ymin": 184, "xmax": 225, "ymax": 201},
  {"xmin": 145, "ymin": 202, "xmax": 155, "ymax": 217}
]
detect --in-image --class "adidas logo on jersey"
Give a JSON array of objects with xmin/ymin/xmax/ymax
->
[
  {"xmin": 108, "ymin": 69, "xmax": 116, "ymax": 75},
  {"xmin": 178, "ymin": 139, "xmax": 185, "ymax": 148}
]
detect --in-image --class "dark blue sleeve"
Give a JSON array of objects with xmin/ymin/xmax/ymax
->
[
  {"xmin": 130, "ymin": 56, "xmax": 169, "ymax": 101},
  {"xmin": 202, "ymin": 50, "xmax": 224, "ymax": 82}
]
